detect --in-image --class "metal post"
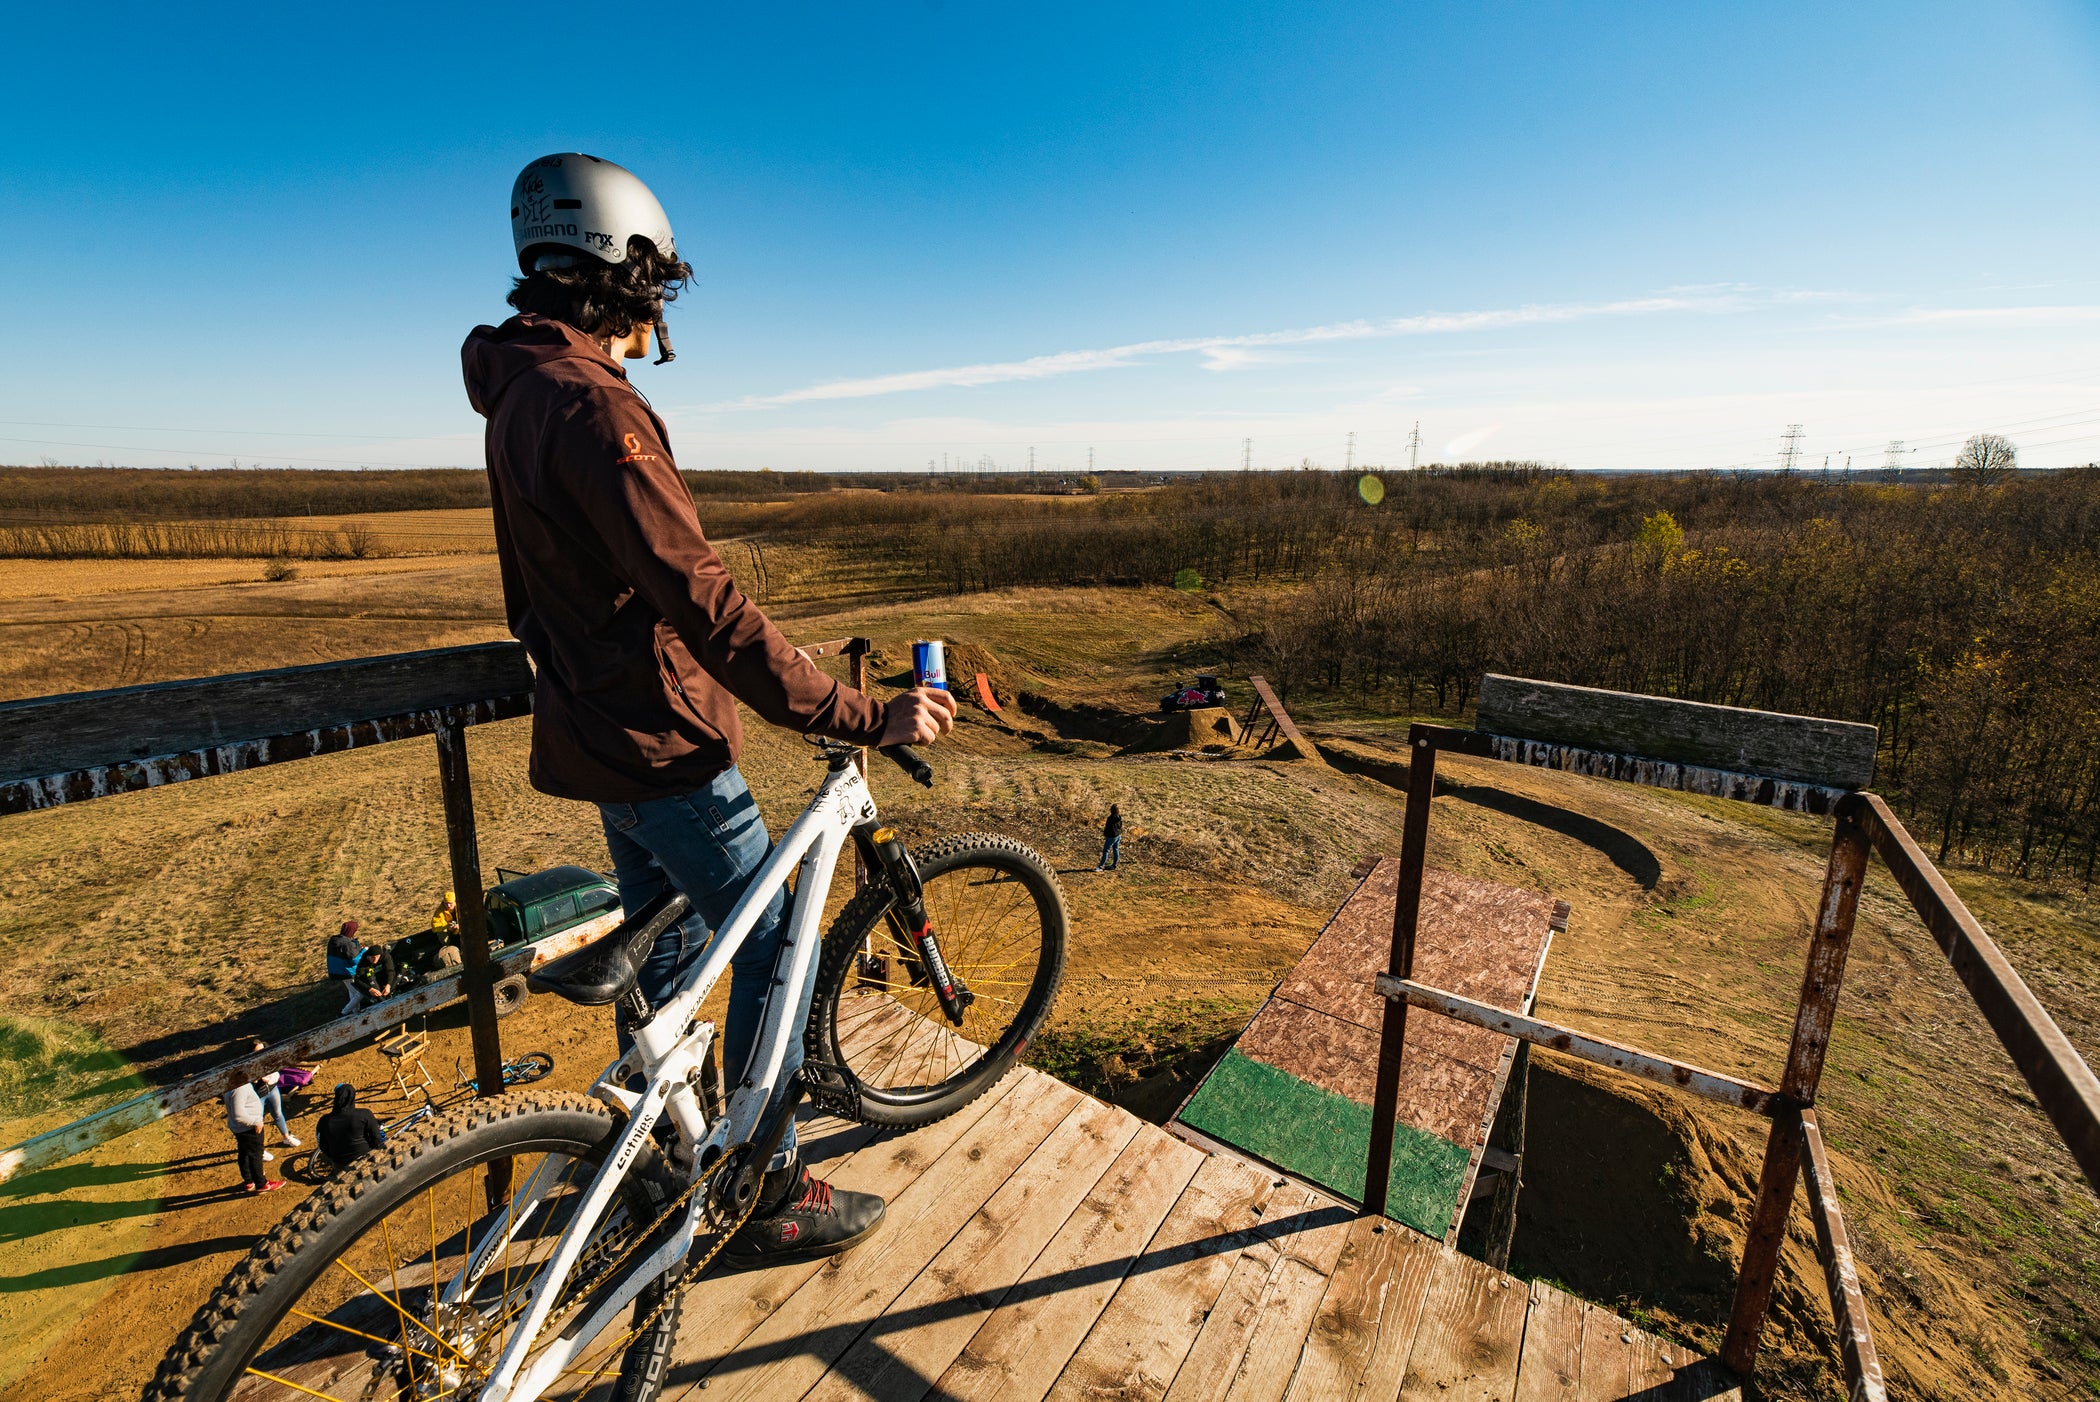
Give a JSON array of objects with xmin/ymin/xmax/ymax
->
[
  {"xmin": 1722, "ymin": 795, "xmax": 1872, "ymax": 1374},
  {"xmin": 435, "ymin": 723, "xmax": 505, "ymax": 1104},
  {"xmin": 1363, "ymin": 724, "xmax": 1438, "ymax": 1217}
]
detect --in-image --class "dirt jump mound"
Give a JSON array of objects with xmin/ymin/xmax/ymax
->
[{"xmin": 1118, "ymin": 706, "xmax": 1243, "ymax": 754}]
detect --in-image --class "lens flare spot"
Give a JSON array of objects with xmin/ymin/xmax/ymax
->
[{"xmin": 1358, "ymin": 473, "xmax": 1385, "ymax": 505}]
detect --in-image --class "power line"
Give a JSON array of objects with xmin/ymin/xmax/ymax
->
[
  {"xmin": 1345, "ymin": 431, "xmax": 1356, "ymax": 473},
  {"xmin": 1407, "ymin": 422, "xmax": 1422, "ymax": 471},
  {"xmin": 1242, "ymin": 437, "xmax": 1252, "ymax": 470}
]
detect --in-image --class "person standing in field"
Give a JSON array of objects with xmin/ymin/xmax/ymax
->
[
  {"xmin": 222, "ymin": 1048, "xmax": 283, "ymax": 1194},
  {"xmin": 1097, "ymin": 804, "xmax": 1123, "ymax": 871},
  {"xmin": 461, "ymin": 153, "xmax": 955, "ymax": 1266}
]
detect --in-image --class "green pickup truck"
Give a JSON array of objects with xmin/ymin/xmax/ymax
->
[{"xmin": 387, "ymin": 865, "xmax": 623, "ymax": 1016}]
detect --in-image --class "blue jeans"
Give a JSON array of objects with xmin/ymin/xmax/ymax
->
[
  {"xmin": 1099, "ymin": 833, "xmax": 1121, "ymax": 870},
  {"xmin": 259, "ymin": 1083, "xmax": 294, "ymax": 1142},
  {"xmin": 599, "ymin": 766, "xmax": 800, "ymax": 1167}
]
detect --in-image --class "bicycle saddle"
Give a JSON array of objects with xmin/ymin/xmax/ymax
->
[{"xmin": 527, "ymin": 889, "xmax": 690, "ymax": 1007}]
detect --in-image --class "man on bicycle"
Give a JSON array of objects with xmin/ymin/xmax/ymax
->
[{"xmin": 463, "ymin": 153, "xmax": 955, "ymax": 1265}]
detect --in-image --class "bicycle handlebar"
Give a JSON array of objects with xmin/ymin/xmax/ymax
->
[{"xmin": 880, "ymin": 744, "xmax": 934, "ymax": 787}]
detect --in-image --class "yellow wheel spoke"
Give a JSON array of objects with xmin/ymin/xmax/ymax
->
[
  {"xmin": 332, "ymin": 1258, "xmax": 488, "ymax": 1377},
  {"xmin": 282, "ymin": 1304, "xmax": 457, "ymax": 1373},
  {"xmin": 240, "ymin": 1365, "xmax": 358, "ymax": 1401}
]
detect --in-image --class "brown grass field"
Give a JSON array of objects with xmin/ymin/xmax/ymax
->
[{"xmin": 0, "ymin": 514, "xmax": 2094, "ymax": 1399}]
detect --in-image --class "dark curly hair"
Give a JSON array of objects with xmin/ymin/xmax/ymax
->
[{"xmin": 507, "ymin": 236, "xmax": 694, "ymax": 339}]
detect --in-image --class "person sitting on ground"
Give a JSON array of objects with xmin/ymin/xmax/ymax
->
[
  {"xmin": 244, "ymin": 1036, "xmax": 301, "ymax": 1152},
  {"xmin": 222, "ymin": 1042, "xmax": 283, "ymax": 1194},
  {"xmin": 316, "ymin": 1082, "xmax": 387, "ymax": 1171},
  {"xmin": 1097, "ymin": 804, "xmax": 1124, "ymax": 871},
  {"xmin": 349, "ymin": 946, "xmax": 394, "ymax": 1010},
  {"xmin": 462, "ymin": 153, "xmax": 955, "ymax": 1266},
  {"xmin": 327, "ymin": 920, "xmax": 364, "ymax": 1015}
]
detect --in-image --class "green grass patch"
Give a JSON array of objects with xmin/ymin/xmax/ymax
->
[
  {"xmin": 1179, "ymin": 1048, "xmax": 1470, "ymax": 1237},
  {"xmin": 0, "ymin": 1014, "xmax": 140, "ymax": 1125}
]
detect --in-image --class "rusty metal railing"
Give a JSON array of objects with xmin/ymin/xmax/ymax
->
[{"xmin": 1362, "ymin": 684, "xmax": 2100, "ymax": 1402}]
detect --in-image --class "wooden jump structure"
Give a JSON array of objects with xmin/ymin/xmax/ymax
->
[
  {"xmin": 1240, "ymin": 674, "xmax": 1306, "ymax": 752},
  {"xmin": 570, "ymin": 999, "xmax": 1736, "ymax": 1401}
]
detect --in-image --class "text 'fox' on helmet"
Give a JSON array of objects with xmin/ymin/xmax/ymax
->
[{"xmin": 510, "ymin": 154, "xmax": 676, "ymax": 274}]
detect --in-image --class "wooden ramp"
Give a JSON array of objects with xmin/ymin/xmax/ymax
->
[
  {"xmin": 1170, "ymin": 860, "xmax": 1561, "ymax": 1240},
  {"xmin": 561, "ymin": 1017, "xmax": 1737, "ymax": 1400}
]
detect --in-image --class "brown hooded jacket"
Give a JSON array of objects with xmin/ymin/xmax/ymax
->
[{"xmin": 462, "ymin": 314, "xmax": 885, "ymax": 802}]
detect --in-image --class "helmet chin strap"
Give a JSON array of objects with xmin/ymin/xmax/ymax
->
[{"xmin": 652, "ymin": 317, "xmax": 676, "ymax": 365}]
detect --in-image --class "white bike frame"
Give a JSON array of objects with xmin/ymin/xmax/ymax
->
[{"xmin": 478, "ymin": 756, "xmax": 881, "ymax": 1401}]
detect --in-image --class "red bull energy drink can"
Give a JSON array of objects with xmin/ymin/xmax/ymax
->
[{"xmin": 911, "ymin": 639, "xmax": 948, "ymax": 691}]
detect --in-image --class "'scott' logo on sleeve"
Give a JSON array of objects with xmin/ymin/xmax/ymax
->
[{"xmin": 616, "ymin": 431, "xmax": 659, "ymax": 465}]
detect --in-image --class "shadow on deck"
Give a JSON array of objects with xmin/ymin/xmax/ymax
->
[{"xmin": 584, "ymin": 1056, "xmax": 1737, "ymax": 1401}]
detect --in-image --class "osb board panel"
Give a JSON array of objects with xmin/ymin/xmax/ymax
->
[
  {"xmin": 1275, "ymin": 862, "xmax": 1555, "ymax": 1031},
  {"xmin": 1234, "ymin": 999, "xmax": 1495, "ymax": 1144}
]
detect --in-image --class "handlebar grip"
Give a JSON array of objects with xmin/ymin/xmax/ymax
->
[{"xmin": 881, "ymin": 744, "xmax": 934, "ymax": 787}]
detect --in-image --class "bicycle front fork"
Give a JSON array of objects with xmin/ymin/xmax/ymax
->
[{"xmin": 855, "ymin": 823, "xmax": 973, "ymax": 1025}]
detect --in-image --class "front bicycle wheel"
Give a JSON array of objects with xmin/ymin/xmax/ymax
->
[
  {"xmin": 148, "ymin": 1090, "xmax": 683, "ymax": 1402},
  {"xmin": 807, "ymin": 832, "xmax": 1067, "ymax": 1128}
]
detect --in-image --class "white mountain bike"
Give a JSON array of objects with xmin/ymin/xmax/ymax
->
[{"xmin": 150, "ymin": 741, "xmax": 1069, "ymax": 1402}]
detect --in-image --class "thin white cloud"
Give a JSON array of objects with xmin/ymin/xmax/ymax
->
[
  {"xmin": 1880, "ymin": 305, "xmax": 2100, "ymax": 326},
  {"xmin": 708, "ymin": 291, "xmax": 1755, "ymax": 410},
  {"xmin": 1443, "ymin": 425, "xmax": 1501, "ymax": 458}
]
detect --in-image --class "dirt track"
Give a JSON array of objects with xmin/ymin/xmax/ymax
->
[{"xmin": 0, "ymin": 553, "xmax": 2095, "ymax": 1397}]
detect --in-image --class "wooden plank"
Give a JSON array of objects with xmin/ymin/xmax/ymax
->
[
  {"xmin": 1246, "ymin": 675, "xmax": 1307, "ymax": 745},
  {"xmin": 1216, "ymin": 1194, "xmax": 1357, "ymax": 1402},
  {"xmin": 800, "ymin": 1096, "xmax": 1141, "ymax": 1402},
  {"xmin": 1281, "ymin": 1217, "xmax": 1439, "ymax": 1402},
  {"xmin": 1858, "ymin": 792, "xmax": 2100, "ymax": 1194},
  {"xmin": 656, "ymin": 1069, "xmax": 1029, "ymax": 1402},
  {"xmin": 0, "ymin": 641, "xmax": 534, "ymax": 812},
  {"xmin": 1156, "ymin": 1195, "xmax": 1293, "ymax": 1402},
  {"xmin": 1396, "ymin": 1250, "xmax": 1528, "ymax": 1401},
  {"xmin": 1512, "ymin": 1281, "xmax": 1586, "ymax": 1402},
  {"xmin": 1798, "ymin": 1111, "xmax": 1887, "ymax": 1402},
  {"xmin": 698, "ymin": 1070, "xmax": 1085, "ymax": 1402},
  {"xmin": 1474, "ymin": 674, "xmax": 1876, "ymax": 791},
  {"xmin": 937, "ymin": 1126, "xmax": 1205, "ymax": 1402},
  {"xmin": 1376, "ymin": 976, "xmax": 1777, "ymax": 1117},
  {"xmin": 1047, "ymin": 1153, "xmax": 1284, "ymax": 1402}
]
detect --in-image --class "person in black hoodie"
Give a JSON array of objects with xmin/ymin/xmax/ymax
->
[
  {"xmin": 316, "ymin": 1083, "xmax": 387, "ymax": 1170},
  {"xmin": 1097, "ymin": 804, "xmax": 1124, "ymax": 871}
]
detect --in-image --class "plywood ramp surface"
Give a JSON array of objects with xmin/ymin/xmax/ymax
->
[{"xmin": 562, "ymin": 1055, "xmax": 1736, "ymax": 1401}]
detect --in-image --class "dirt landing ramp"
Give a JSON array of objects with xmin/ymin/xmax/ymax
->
[{"xmin": 1118, "ymin": 706, "xmax": 1243, "ymax": 754}]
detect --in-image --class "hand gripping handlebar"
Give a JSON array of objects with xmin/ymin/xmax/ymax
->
[{"xmin": 880, "ymin": 744, "xmax": 933, "ymax": 787}]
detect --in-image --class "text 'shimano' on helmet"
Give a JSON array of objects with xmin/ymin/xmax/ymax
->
[{"xmin": 511, "ymin": 154, "xmax": 676, "ymax": 274}]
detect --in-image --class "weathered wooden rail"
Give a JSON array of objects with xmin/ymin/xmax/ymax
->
[
  {"xmin": 0, "ymin": 636, "xmax": 877, "ymax": 1181},
  {"xmin": 1363, "ymin": 673, "xmax": 2100, "ymax": 1400}
]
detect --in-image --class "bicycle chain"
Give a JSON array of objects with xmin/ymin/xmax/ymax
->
[{"xmin": 556, "ymin": 1143, "xmax": 766, "ymax": 1392}]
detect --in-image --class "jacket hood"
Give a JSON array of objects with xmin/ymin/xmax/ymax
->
[
  {"xmin": 462, "ymin": 314, "xmax": 624, "ymax": 417},
  {"xmin": 333, "ymin": 1082, "xmax": 356, "ymax": 1111}
]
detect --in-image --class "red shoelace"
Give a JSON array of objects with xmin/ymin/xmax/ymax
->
[{"xmin": 792, "ymin": 1173, "xmax": 834, "ymax": 1215}]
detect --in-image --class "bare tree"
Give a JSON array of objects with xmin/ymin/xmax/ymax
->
[{"xmin": 1954, "ymin": 433, "xmax": 2017, "ymax": 487}]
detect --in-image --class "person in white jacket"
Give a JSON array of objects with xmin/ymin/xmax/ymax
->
[{"xmin": 221, "ymin": 1042, "xmax": 283, "ymax": 1193}]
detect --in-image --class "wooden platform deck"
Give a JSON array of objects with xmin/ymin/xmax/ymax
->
[{"xmin": 607, "ymin": 1054, "xmax": 1738, "ymax": 1401}]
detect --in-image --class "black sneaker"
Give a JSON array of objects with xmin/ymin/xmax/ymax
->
[{"xmin": 723, "ymin": 1161, "xmax": 885, "ymax": 1267}]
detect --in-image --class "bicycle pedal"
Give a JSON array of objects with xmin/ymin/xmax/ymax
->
[{"xmin": 795, "ymin": 1059, "xmax": 862, "ymax": 1120}]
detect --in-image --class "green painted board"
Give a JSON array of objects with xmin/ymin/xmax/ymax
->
[{"xmin": 1178, "ymin": 1049, "xmax": 1471, "ymax": 1238}]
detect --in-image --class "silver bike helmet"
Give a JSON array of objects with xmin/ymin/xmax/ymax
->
[{"xmin": 510, "ymin": 154, "xmax": 676, "ymax": 274}]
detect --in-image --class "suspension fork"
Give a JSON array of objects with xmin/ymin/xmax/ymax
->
[{"xmin": 853, "ymin": 822, "xmax": 972, "ymax": 1025}]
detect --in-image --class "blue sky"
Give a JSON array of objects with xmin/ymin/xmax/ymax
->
[{"xmin": 4, "ymin": 2, "xmax": 2098, "ymax": 474}]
